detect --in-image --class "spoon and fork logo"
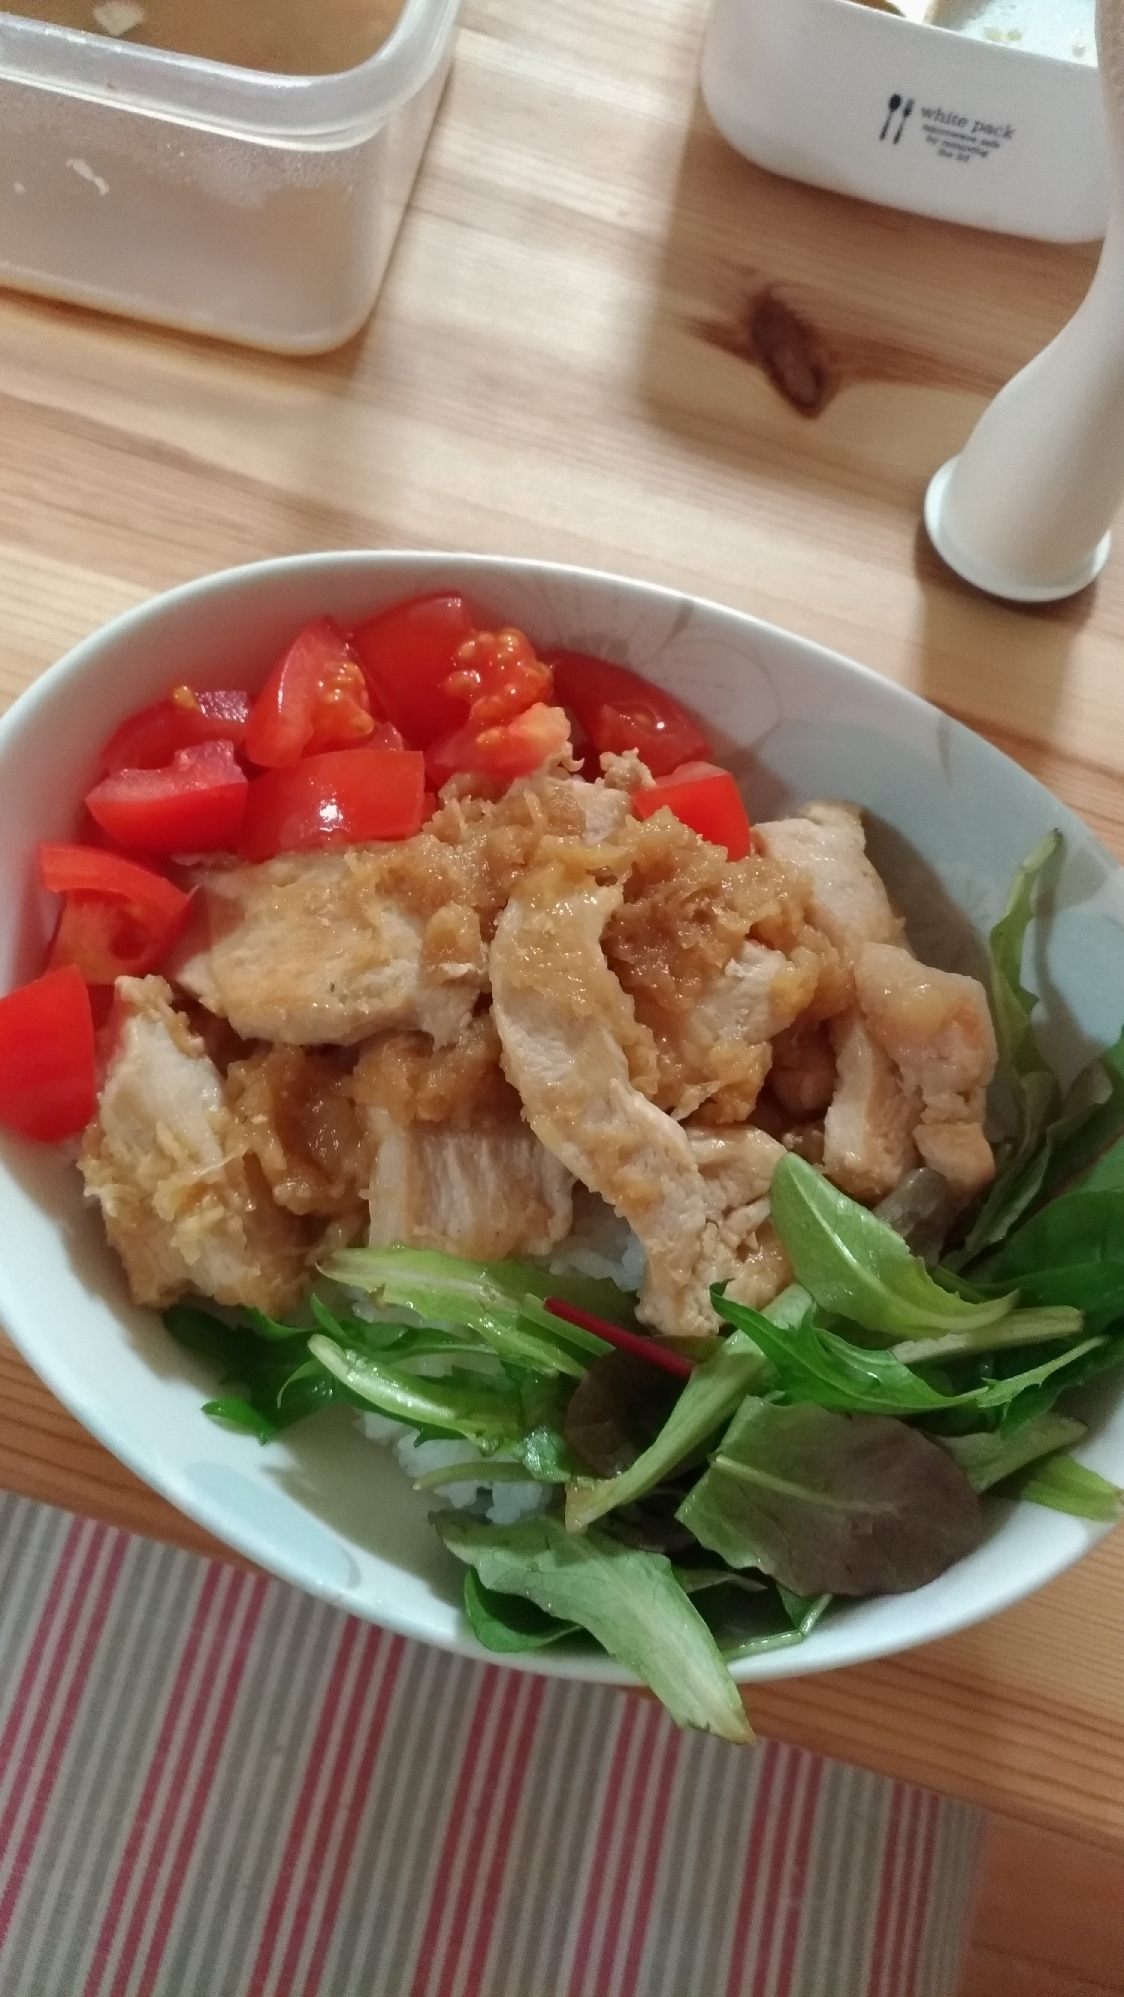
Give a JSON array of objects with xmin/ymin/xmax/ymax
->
[{"xmin": 880, "ymin": 93, "xmax": 914, "ymax": 142}]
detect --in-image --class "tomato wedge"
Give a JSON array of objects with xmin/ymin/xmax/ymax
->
[
  {"xmin": 548, "ymin": 651, "xmax": 711, "ymax": 777},
  {"xmin": 100, "ymin": 687, "xmax": 251, "ymax": 775},
  {"xmin": 85, "ymin": 740, "xmax": 248, "ymax": 857},
  {"xmin": 239, "ymin": 746, "xmax": 426, "ymax": 863},
  {"xmin": 244, "ymin": 619, "xmax": 374, "ymax": 769},
  {"xmin": 631, "ymin": 761, "xmax": 755, "ymax": 860},
  {"xmin": 426, "ymin": 703, "xmax": 572, "ymax": 788},
  {"xmin": 0, "ymin": 966, "xmax": 97, "ymax": 1142},
  {"xmin": 352, "ymin": 594, "xmax": 478, "ymax": 748},
  {"xmin": 39, "ymin": 845, "xmax": 192, "ymax": 983},
  {"xmin": 442, "ymin": 628, "xmax": 552, "ymax": 728}
]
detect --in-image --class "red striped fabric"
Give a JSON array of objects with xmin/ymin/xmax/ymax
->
[{"xmin": 0, "ymin": 1495, "xmax": 982, "ymax": 1997}]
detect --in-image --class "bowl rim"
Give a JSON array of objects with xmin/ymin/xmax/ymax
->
[{"xmin": 0, "ymin": 545, "xmax": 1114, "ymax": 1689}]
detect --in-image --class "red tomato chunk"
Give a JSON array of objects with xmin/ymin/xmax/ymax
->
[
  {"xmin": 352, "ymin": 594, "xmax": 478, "ymax": 748},
  {"xmin": 85, "ymin": 740, "xmax": 249, "ymax": 857},
  {"xmin": 244, "ymin": 619, "xmax": 374, "ymax": 770},
  {"xmin": 239, "ymin": 746, "xmax": 426, "ymax": 863},
  {"xmin": 99, "ymin": 687, "xmax": 251, "ymax": 774},
  {"xmin": 426, "ymin": 702, "xmax": 571, "ymax": 788},
  {"xmin": 39, "ymin": 845, "xmax": 192, "ymax": 984},
  {"xmin": 632, "ymin": 762, "xmax": 755, "ymax": 860},
  {"xmin": 549, "ymin": 650, "xmax": 711, "ymax": 777},
  {"xmin": 0, "ymin": 966, "xmax": 96, "ymax": 1143}
]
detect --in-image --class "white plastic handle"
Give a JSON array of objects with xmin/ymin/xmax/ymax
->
[{"xmin": 925, "ymin": 0, "xmax": 1124, "ymax": 601}]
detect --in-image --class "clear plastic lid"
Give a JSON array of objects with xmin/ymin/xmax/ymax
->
[{"xmin": 0, "ymin": 0, "xmax": 460, "ymax": 139}]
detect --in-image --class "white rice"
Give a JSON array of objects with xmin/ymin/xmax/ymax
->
[
  {"xmin": 547, "ymin": 1187, "xmax": 647, "ymax": 1292},
  {"xmin": 360, "ymin": 1416, "xmax": 551, "ymax": 1524}
]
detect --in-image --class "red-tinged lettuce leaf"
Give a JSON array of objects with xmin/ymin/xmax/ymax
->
[
  {"xmin": 676, "ymin": 1399, "xmax": 984, "ymax": 1597},
  {"xmin": 565, "ymin": 1329, "xmax": 770, "ymax": 1534},
  {"xmin": 563, "ymin": 1350, "xmax": 683, "ymax": 1477}
]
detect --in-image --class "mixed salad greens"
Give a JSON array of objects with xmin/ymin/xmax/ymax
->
[{"xmin": 167, "ymin": 833, "xmax": 1124, "ymax": 1744}]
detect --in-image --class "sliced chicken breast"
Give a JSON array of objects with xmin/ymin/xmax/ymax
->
[
  {"xmin": 80, "ymin": 977, "xmax": 308, "ymax": 1313},
  {"xmin": 169, "ymin": 848, "xmax": 486, "ymax": 1047},
  {"xmin": 491, "ymin": 859, "xmax": 792, "ymax": 1336},
  {"xmin": 822, "ymin": 1010, "xmax": 921, "ymax": 1204},
  {"xmin": 756, "ymin": 801, "xmax": 901, "ymax": 966},
  {"xmin": 364, "ymin": 1113, "xmax": 573, "ymax": 1261},
  {"xmin": 686, "ymin": 1124, "xmax": 792, "ymax": 1311},
  {"xmin": 225, "ymin": 1045, "xmax": 371, "ymax": 1217},
  {"xmin": 354, "ymin": 1015, "xmax": 573, "ymax": 1260},
  {"xmin": 855, "ymin": 942, "xmax": 998, "ymax": 1197}
]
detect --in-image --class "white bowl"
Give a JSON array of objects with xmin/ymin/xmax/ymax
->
[{"xmin": 2, "ymin": 549, "xmax": 1122, "ymax": 1689}]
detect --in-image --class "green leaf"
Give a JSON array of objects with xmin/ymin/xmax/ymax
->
[
  {"xmin": 434, "ymin": 1511, "xmax": 753, "ymax": 1742},
  {"xmin": 323, "ymin": 1246, "xmax": 629, "ymax": 1379},
  {"xmin": 244, "ymin": 1307, "xmax": 310, "ymax": 1343},
  {"xmin": 714, "ymin": 1292, "xmax": 1104, "ymax": 1418},
  {"xmin": 769, "ymin": 1155, "xmax": 1017, "ymax": 1337},
  {"xmin": 164, "ymin": 1304, "xmax": 344, "ymax": 1437},
  {"xmin": 1036, "ymin": 1027, "xmax": 1124, "ymax": 1204},
  {"xmin": 1011, "ymin": 1453, "xmax": 1124, "ymax": 1524},
  {"xmin": 517, "ymin": 1426, "xmax": 583, "ymax": 1482},
  {"xmin": 462, "ymin": 1571, "xmax": 579, "ymax": 1652},
  {"xmin": 685, "ymin": 1579, "xmax": 828, "ymax": 1658},
  {"xmin": 938, "ymin": 1413, "xmax": 1087, "ymax": 1492},
  {"xmin": 954, "ymin": 833, "xmax": 1063, "ymax": 1257},
  {"xmin": 677, "ymin": 1399, "xmax": 983, "ymax": 1597},
  {"xmin": 564, "ymin": 1329, "xmax": 771, "ymax": 1533},
  {"xmin": 962, "ymin": 1030, "xmax": 1124, "ymax": 1265},
  {"xmin": 890, "ymin": 1306, "xmax": 1083, "ymax": 1368},
  {"xmin": 987, "ymin": 831, "xmax": 1063, "ymax": 1134},
  {"xmin": 308, "ymin": 1335, "xmax": 527, "ymax": 1453},
  {"xmin": 201, "ymin": 1397, "xmax": 277, "ymax": 1443},
  {"xmin": 999, "ymin": 1333, "xmax": 1124, "ymax": 1433},
  {"xmin": 989, "ymin": 1191, "xmax": 1124, "ymax": 1338}
]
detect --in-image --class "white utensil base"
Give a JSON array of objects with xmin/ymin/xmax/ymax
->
[{"xmin": 924, "ymin": 458, "xmax": 1113, "ymax": 602}]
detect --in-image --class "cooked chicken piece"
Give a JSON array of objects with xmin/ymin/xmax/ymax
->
[
  {"xmin": 768, "ymin": 1022, "xmax": 838, "ymax": 1117},
  {"xmin": 80, "ymin": 977, "xmax": 308, "ymax": 1314},
  {"xmin": 492, "ymin": 853, "xmax": 793, "ymax": 1336},
  {"xmin": 685, "ymin": 1124, "xmax": 792, "ymax": 1310},
  {"xmin": 491, "ymin": 857, "xmax": 716, "ymax": 1336},
  {"xmin": 352, "ymin": 1012, "xmax": 512, "ymax": 1127},
  {"xmin": 354, "ymin": 1014, "xmax": 573, "ymax": 1259},
  {"xmin": 225, "ymin": 1046, "xmax": 370, "ymax": 1217},
  {"xmin": 822, "ymin": 1010, "xmax": 921, "ymax": 1204},
  {"xmin": 377, "ymin": 768, "xmax": 634, "ymax": 940},
  {"xmin": 365, "ymin": 1114, "xmax": 573, "ymax": 1260},
  {"xmin": 855, "ymin": 943, "xmax": 997, "ymax": 1111},
  {"xmin": 854, "ymin": 942, "xmax": 997, "ymax": 1198},
  {"xmin": 912, "ymin": 1122, "xmax": 996, "ymax": 1199},
  {"xmin": 756, "ymin": 802, "xmax": 901, "ymax": 969},
  {"xmin": 603, "ymin": 811, "xmax": 819, "ymax": 1117},
  {"xmin": 169, "ymin": 849, "xmax": 486, "ymax": 1048},
  {"xmin": 599, "ymin": 749, "xmax": 655, "ymax": 793}
]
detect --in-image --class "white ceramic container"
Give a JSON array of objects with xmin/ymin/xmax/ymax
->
[
  {"xmin": 702, "ymin": 0, "xmax": 1106, "ymax": 241},
  {"xmin": 1, "ymin": 549, "xmax": 1121, "ymax": 1689}
]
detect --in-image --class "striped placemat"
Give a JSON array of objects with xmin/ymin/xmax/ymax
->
[{"xmin": 0, "ymin": 1493, "xmax": 981, "ymax": 1997}]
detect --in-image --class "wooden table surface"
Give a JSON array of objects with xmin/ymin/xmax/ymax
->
[{"xmin": 2, "ymin": 0, "xmax": 1124, "ymax": 1851}]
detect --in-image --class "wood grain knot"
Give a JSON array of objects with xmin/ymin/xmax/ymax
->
[{"xmin": 703, "ymin": 289, "xmax": 835, "ymax": 417}]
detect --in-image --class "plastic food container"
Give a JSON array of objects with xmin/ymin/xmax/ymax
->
[
  {"xmin": 0, "ymin": 0, "xmax": 461, "ymax": 353},
  {"xmin": 701, "ymin": 0, "xmax": 1106, "ymax": 242}
]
